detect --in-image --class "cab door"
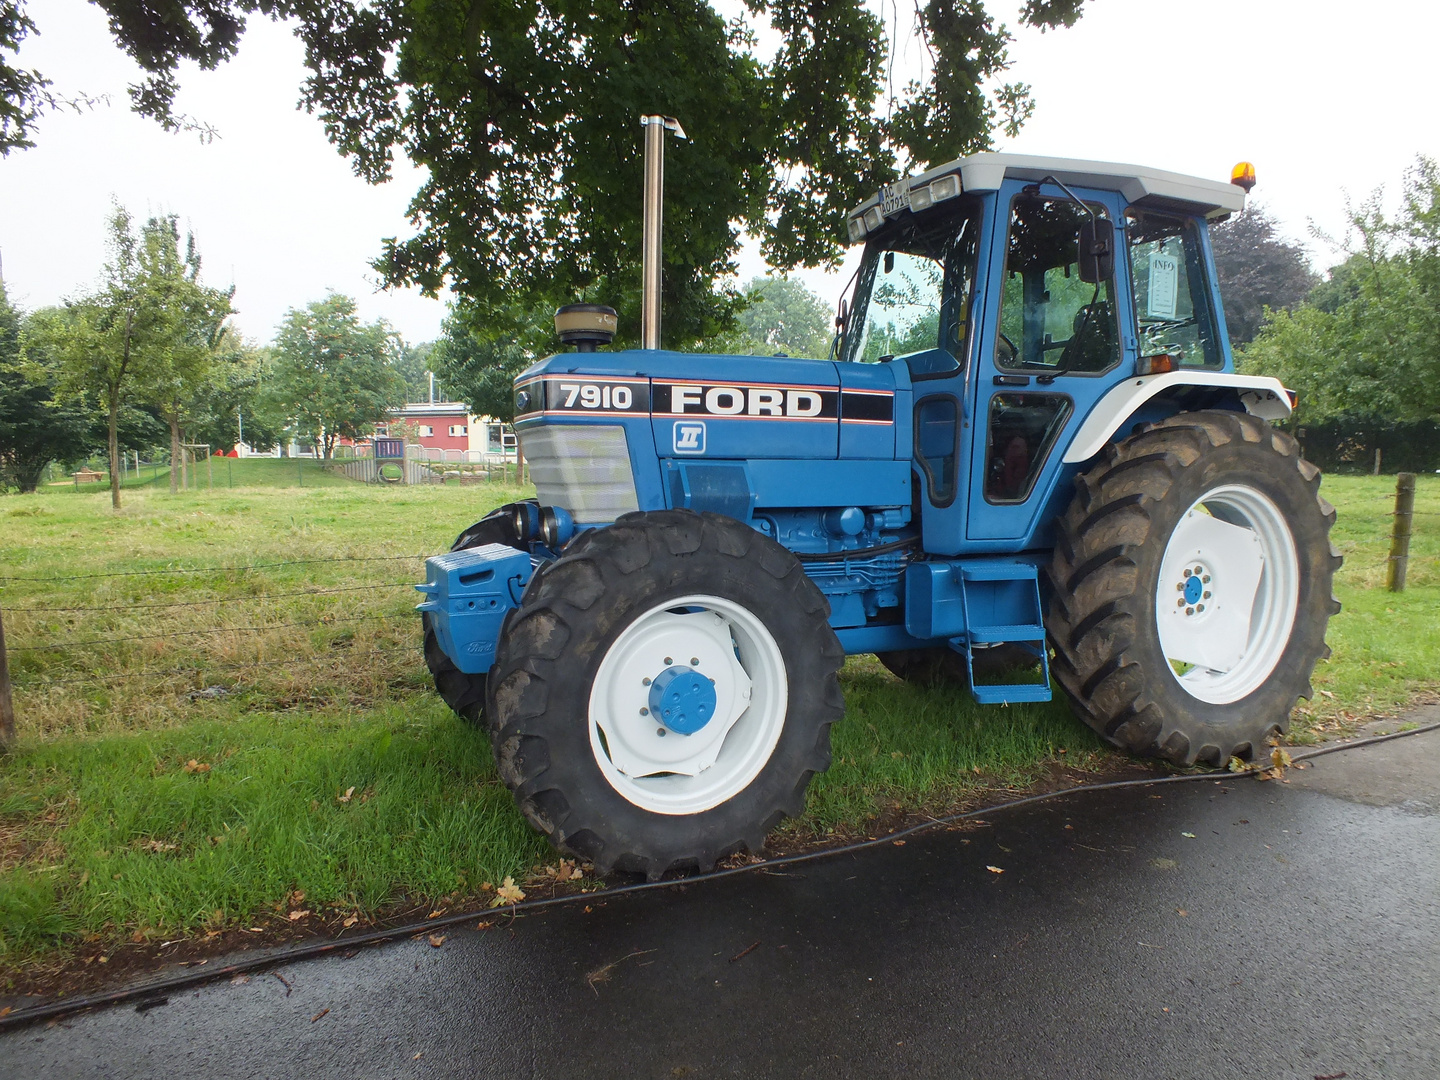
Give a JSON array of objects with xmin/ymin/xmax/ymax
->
[{"xmin": 965, "ymin": 179, "xmax": 1132, "ymax": 546}]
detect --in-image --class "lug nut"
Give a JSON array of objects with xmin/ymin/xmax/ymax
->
[
  {"xmin": 657, "ymin": 728, "xmax": 666, "ymax": 737},
  {"xmin": 1196, "ymin": 604, "xmax": 1205, "ymax": 612},
  {"xmin": 642, "ymin": 677, "xmax": 651, "ymax": 686},
  {"xmin": 1177, "ymin": 598, "xmax": 1185, "ymax": 606},
  {"xmin": 664, "ymin": 656, "xmax": 673, "ymax": 665},
  {"xmin": 690, "ymin": 657, "xmax": 699, "ymax": 666},
  {"xmin": 639, "ymin": 707, "xmax": 649, "ymax": 716},
  {"xmin": 1186, "ymin": 607, "xmax": 1194, "ymax": 615},
  {"xmin": 1203, "ymin": 591, "xmax": 1211, "ymax": 599}
]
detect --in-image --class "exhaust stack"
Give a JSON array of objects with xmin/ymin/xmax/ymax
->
[{"xmin": 640, "ymin": 115, "xmax": 686, "ymax": 350}]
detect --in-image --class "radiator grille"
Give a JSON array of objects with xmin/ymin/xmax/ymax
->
[{"xmin": 519, "ymin": 424, "xmax": 639, "ymax": 524}]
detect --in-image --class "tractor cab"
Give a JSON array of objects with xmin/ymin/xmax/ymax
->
[{"xmin": 836, "ymin": 154, "xmax": 1250, "ymax": 556}]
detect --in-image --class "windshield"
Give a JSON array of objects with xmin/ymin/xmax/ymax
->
[{"xmin": 840, "ymin": 197, "xmax": 983, "ymax": 369}]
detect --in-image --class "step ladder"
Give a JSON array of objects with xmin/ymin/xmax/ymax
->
[{"xmin": 953, "ymin": 563, "xmax": 1052, "ymax": 705}]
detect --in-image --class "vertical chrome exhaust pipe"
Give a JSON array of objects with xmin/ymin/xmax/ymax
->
[{"xmin": 639, "ymin": 115, "xmax": 686, "ymax": 350}]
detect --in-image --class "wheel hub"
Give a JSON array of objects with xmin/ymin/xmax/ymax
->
[
  {"xmin": 649, "ymin": 665, "xmax": 718, "ymax": 735},
  {"xmin": 1175, "ymin": 563, "xmax": 1211, "ymax": 614}
]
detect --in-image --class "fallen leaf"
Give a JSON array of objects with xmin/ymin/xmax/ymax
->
[
  {"xmin": 492, "ymin": 876, "xmax": 525, "ymax": 905},
  {"xmin": 413, "ymin": 1053, "xmax": 424, "ymax": 1061},
  {"xmin": 1181, "ymin": 832, "xmax": 1196, "ymax": 838},
  {"xmin": 427, "ymin": 934, "xmax": 445, "ymax": 948},
  {"xmin": 142, "ymin": 840, "xmax": 178, "ymax": 854},
  {"xmin": 342, "ymin": 915, "xmax": 359, "ymax": 928},
  {"xmin": 1176, "ymin": 909, "xmax": 1188, "ymax": 917},
  {"xmin": 0, "ymin": 1007, "xmax": 11, "ymax": 1019},
  {"xmin": 1319, "ymin": 689, "xmax": 1336, "ymax": 699},
  {"xmin": 337, "ymin": 786, "xmax": 355, "ymax": 804},
  {"xmin": 427, "ymin": 910, "xmax": 444, "ymax": 919},
  {"xmin": 287, "ymin": 910, "xmax": 311, "ymax": 921},
  {"xmin": 230, "ymin": 975, "xmax": 250, "ymax": 985},
  {"xmin": 97, "ymin": 956, "xmax": 108, "ymax": 963},
  {"xmin": 310, "ymin": 1008, "xmax": 329, "ymax": 1023},
  {"xmin": 892, "ymin": 840, "xmax": 906, "ymax": 847},
  {"xmin": 291, "ymin": 890, "xmax": 306, "ymax": 904},
  {"xmin": 183, "ymin": 759, "xmax": 211, "ymax": 774},
  {"xmin": 986, "ymin": 865, "xmax": 1004, "ymax": 874}
]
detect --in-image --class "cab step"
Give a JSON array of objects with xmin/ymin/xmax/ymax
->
[{"xmin": 956, "ymin": 563, "xmax": 1051, "ymax": 705}]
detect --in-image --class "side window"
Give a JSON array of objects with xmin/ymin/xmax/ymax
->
[
  {"xmin": 985, "ymin": 393, "xmax": 1072, "ymax": 503},
  {"xmin": 914, "ymin": 396, "xmax": 959, "ymax": 506},
  {"xmin": 1125, "ymin": 211, "xmax": 1222, "ymax": 367},
  {"xmin": 996, "ymin": 195, "xmax": 1120, "ymax": 375}
]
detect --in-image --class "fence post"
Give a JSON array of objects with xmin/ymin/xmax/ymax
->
[
  {"xmin": 0, "ymin": 607, "xmax": 15, "ymax": 749},
  {"xmin": 1386, "ymin": 472, "xmax": 1417, "ymax": 592},
  {"xmin": 1373, "ymin": 448, "xmax": 1382, "ymax": 475}
]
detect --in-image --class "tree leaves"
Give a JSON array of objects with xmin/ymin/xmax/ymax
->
[
  {"xmin": 6, "ymin": 0, "xmax": 1089, "ymax": 344},
  {"xmin": 267, "ymin": 293, "xmax": 405, "ymax": 458},
  {"xmin": 1241, "ymin": 156, "xmax": 1440, "ymax": 425}
]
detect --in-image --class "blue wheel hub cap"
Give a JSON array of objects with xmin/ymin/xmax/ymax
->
[
  {"xmin": 649, "ymin": 666, "xmax": 718, "ymax": 735},
  {"xmin": 1183, "ymin": 574, "xmax": 1204, "ymax": 605}
]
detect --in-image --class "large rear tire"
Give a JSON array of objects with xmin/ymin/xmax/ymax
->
[
  {"xmin": 487, "ymin": 510, "xmax": 844, "ymax": 878},
  {"xmin": 1046, "ymin": 411, "xmax": 1341, "ymax": 767}
]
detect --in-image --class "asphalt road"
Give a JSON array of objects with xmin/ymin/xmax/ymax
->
[{"xmin": 6, "ymin": 720, "xmax": 1437, "ymax": 1080}]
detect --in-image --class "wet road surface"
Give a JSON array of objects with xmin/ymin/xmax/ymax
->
[{"xmin": 5, "ymin": 722, "xmax": 1437, "ymax": 1079}]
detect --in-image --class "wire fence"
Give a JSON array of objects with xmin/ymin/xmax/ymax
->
[{"xmin": 0, "ymin": 552, "xmax": 436, "ymax": 742}]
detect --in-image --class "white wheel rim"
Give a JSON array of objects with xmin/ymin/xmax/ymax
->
[
  {"xmin": 588, "ymin": 594, "xmax": 788, "ymax": 815},
  {"xmin": 1155, "ymin": 484, "xmax": 1300, "ymax": 705}
]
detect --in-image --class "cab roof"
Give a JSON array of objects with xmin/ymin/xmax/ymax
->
[{"xmin": 847, "ymin": 152, "xmax": 1247, "ymax": 242}]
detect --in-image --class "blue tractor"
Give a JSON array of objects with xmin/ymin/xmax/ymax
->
[{"xmin": 417, "ymin": 152, "xmax": 1339, "ymax": 878}]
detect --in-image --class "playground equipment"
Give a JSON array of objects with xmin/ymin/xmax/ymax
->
[{"xmin": 417, "ymin": 141, "xmax": 1339, "ymax": 877}]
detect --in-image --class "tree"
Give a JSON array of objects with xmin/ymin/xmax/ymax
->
[
  {"xmin": 1209, "ymin": 205, "xmax": 1317, "ymax": 346},
  {"xmin": 267, "ymin": 293, "xmax": 405, "ymax": 458},
  {"xmin": 428, "ymin": 301, "xmax": 552, "ymax": 425},
  {"xmin": 712, "ymin": 277, "xmax": 835, "ymax": 359},
  {"xmin": 1241, "ymin": 157, "xmax": 1440, "ymax": 424},
  {"xmin": 131, "ymin": 217, "xmax": 236, "ymax": 491},
  {"xmin": 393, "ymin": 340, "xmax": 434, "ymax": 403},
  {"xmin": 4, "ymin": 0, "xmax": 1086, "ymax": 337},
  {"xmin": 0, "ymin": 285, "xmax": 94, "ymax": 491},
  {"xmin": 28, "ymin": 206, "xmax": 206, "ymax": 508}
]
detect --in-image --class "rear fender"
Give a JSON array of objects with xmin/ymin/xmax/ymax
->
[{"xmin": 1062, "ymin": 372, "xmax": 1292, "ymax": 464}]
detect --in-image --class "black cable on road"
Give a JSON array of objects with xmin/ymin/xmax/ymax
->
[{"xmin": 3, "ymin": 720, "xmax": 1436, "ymax": 1033}]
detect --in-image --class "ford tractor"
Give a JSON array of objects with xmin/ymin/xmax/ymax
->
[{"xmin": 416, "ymin": 138, "xmax": 1340, "ymax": 879}]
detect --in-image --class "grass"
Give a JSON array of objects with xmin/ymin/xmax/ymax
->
[{"xmin": 0, "ymin": 471, "xmax": 1436, "ymax": 967}]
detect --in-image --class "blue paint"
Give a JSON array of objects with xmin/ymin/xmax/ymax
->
[
  {"xmin": 415, "ymin": 545, "xmax": 533, "ymax": 674},
  {"xmin": 1184, "ymin": 574, "xmax": 1204, "ymax": 604},
  {"xmin": 649, "ymin": 666, "xmax": 718, "ymax": 735}
]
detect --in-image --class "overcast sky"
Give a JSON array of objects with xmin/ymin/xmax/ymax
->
[{"xmin": 3, "ymin": 0, "xmax": 1437, "ymax": 346}]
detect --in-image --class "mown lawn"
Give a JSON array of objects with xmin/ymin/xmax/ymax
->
[{"xmin": 0, "ymin": 471, "xmax": 1435, "ymax": 966}]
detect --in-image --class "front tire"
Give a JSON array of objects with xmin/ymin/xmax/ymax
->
[
  {"xmin": 488, "ymin": 510, "xmax": 844, "ymax": 878},
  {"xmin": 1046, "ymin": 411, "xmax": 1341, "ymax": 767}
]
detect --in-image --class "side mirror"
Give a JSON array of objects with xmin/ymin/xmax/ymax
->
[
  {"xmin": 1077, "ymin": 219, "xmax": 1115, "ymax": 284},
  {"xmin": 835, "ymin": 297, "xmax": 849, "ymax": 330}
]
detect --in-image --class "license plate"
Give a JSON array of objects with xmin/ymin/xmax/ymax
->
[{"xmin": 880, "ymin": 181, "xmax": 911, "ymax": 217}]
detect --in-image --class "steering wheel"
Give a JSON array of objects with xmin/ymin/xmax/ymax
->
[{"xmin": 995, "ymin": 332, "xmax": 1018, "ymax": 365}]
